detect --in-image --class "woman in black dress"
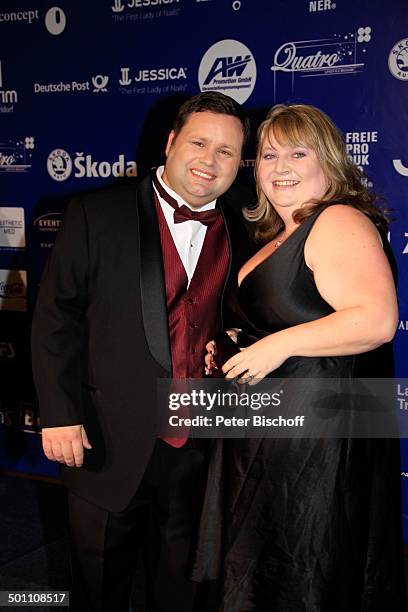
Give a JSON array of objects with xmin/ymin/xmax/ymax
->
[{"xmin": 192, "ymin": 104, "xmax": 405, "ymax": 611}]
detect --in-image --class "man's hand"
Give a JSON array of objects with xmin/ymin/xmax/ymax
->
[{"xmin": 42, "ymin": 424, "xmax": 92, "ymax": 467}]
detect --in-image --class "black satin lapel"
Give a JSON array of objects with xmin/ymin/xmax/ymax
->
[{"xmin": 137, "ymin": 176, "xmax": 171, "ymax": 374}]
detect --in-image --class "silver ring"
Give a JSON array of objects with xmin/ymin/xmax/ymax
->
[{"xmin": 246, "ymin": 373, "xmax": 254, "ymax": 382}]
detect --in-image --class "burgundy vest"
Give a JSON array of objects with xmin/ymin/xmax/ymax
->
[{"xmin": 154, "ymin": 193, "xmax": 229, "ymax": 378}]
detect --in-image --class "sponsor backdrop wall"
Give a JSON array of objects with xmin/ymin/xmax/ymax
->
[{"xmin": 1, "ymin": 0, "xmax": 407, "ymax": 533}]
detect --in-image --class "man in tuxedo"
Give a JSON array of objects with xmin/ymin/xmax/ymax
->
[{"xmin": 31, "ymin": 92, "xmax": 251, "ymax": 612}]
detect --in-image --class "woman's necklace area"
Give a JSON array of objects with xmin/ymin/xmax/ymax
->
[
  {"xmin": 273, "ymin": 225, "xmax": 298, "ymax": 249},
  {"xmin": 273, "ymin": 230, "xmax": 287, "ymax": 249}
]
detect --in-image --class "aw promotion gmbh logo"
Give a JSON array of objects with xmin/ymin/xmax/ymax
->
[
  {"xmin": 270, "ymin": 27, "xmax": 371, "ymax": 99},
  {"xmin": 389, "ymin": 38, "xmax": 408, "ymax": 81},
  {"xmin": 198, "ymin": 39, "xmax": 256, "ymax": 104},
  {"xmin": 47, "ymin": 149, "xmax": 137, "ymax": 181}
]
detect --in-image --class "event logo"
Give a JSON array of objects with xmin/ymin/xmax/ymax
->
[
  {"xmin": 198, "ymin": 39, "xmax": 256, "ymax": 104},
  {"xmin": 45, "ymin": 7, "xmax": 66, "ymax": 35},
  {"xmin": 0, "ymin": 137, "xmax": 34, "ymax": 173},
  {"xmin": 47, "ymin": 149, "xmax": 72, "ymax": 181},
  {"xmin": 388, "ymin": 38, "xmax": 408, "ymax": 81},
  {"xmin": 0, "ymin": 342, "xmax": 15, "ymax": 359},
  {"xmin": 92, "ymin": 75, "xmax": 109, "ymax": 92},
  {"xmin": 47, "ymin": 149, "xmax": 137, "ymax": 181},
  {"xmin": 33, "ymin": 212, "xmax": 62, "ymax": 232},
  {"xmin": 0, "ymin": 269, "xmax": 27, "ymax": 312},
  {"xmin": 0, "ymin": 207, "xmax": 25, "ymax": 249},
  {"xmin": 393, "ymin": 159, "xmax": 408, "ymax": 176},
  {"xmin": 308, "ymin": 0, "xmax": 336, "ymax": 11},
  {"xmin": 0, "ymin": 10, "xmax": 39, "ymax": 24},
  {"xmin": 270, "ymin": 29, "xmax": 370, "ymax": 99},
  {"xmin": 0, "ymin": 60, "xmax": 18, "ymax": 112},
  {"xmin": 33, "ymin": 212, "xmax": 63, "ymax": 249}
]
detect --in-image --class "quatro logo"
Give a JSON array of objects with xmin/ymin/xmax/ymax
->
[{"xmin": 92, "ymin": 75, "xmax": 109, "ymax": 92}]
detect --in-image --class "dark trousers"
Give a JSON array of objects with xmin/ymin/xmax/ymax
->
[{"xmin": 68, "ymin": 440, "xmax": 208, "ymax": 612}]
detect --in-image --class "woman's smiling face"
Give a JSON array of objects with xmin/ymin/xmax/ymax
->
[{"xmin": 257, "ymin": 130, "xmax": 328, "ymax": 214}]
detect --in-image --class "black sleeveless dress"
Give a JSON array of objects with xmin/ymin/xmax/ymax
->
[{"xmin": 191, "ymin": 205, "xmax": 405, "ymax": 611}]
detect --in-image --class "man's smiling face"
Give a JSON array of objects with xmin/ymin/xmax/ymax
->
[{"xmin": 162, "ymin": 111, "xmax": 244, "ymax": 208}]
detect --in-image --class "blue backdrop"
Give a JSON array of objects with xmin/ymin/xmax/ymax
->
[{"xmin": 1, "ymin": 0, "xmax": 408, "ymax": 536}]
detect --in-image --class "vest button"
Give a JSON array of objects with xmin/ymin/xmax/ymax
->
[
  {"xmin": 189, "ymin": 323, "xmax": 198, "ymax": 329},
  {"xmin": 186, "ymin": 297, "xmax": 195, "ymax": 305}
]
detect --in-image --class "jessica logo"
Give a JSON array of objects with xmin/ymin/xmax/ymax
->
[{"xmin": 112, "ymin": 0, "xmax": 125, "ymax": 11}]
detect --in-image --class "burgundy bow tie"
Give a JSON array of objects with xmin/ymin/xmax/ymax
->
[{"xmin": 153, "ymin": 172, "xmax": 220, "ymax": 227}]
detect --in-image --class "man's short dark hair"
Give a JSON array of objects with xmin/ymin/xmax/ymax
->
[{"xmin": 173, "ymin": 91, "xmax": 250, "ymax": 145}]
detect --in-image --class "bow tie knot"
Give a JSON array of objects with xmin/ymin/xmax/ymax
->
[
  {"xmin": 153, "ymin": 173, "xmax": 219, "ymax": 227},
  {"xmin": 173, "ymin": 204, "xmax": 219, "ymax": 226}
]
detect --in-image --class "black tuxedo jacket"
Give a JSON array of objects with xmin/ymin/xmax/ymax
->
[{"xmin": 31, "ymin": 174, "xmax": 253, "ymax": 512}]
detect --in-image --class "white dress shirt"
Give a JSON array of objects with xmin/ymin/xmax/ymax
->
[{"xmin": 153, "ymin": 166, "xmax": 217, "ymax": 287}]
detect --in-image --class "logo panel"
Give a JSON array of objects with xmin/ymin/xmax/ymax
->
[
  {"xmin": 389, "ymin": 38, "xmax": 408, "ymax": 81},
  {"xmin": 0, "ymin": 269, "xmax": 27, "ymax": 312},
  {"xmin": 47, "ymin": 149, "xmax": 137, "ymax": 181},
  {"xmin": 0, "ymin": 137, "xmax": 34, "ymax": 173},
  {"xmin": 0, "ymin": 207, "xmax": 25, "ymax": 248},
  {"xmin": 45, "ymin": 7, "xmax": 66, "ymax": 35},
  {"xmin": 47, "ymin": 149, "xmax": 72, "ymax": 181},
  {"xmin": 198, "ymin": 39, "xmax": 256, "ymax": 104},
  {"xmin": 270, "ymin": 29, "xmax": 371, "ymax": 100}
]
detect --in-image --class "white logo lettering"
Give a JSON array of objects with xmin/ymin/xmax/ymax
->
[
  {"xmin": 389, "ymin": 38, "xmax": 408, "ymax": 81},
  {"xmin": 403, "ymin": 232, "xmax": 408, "ymax": 255},
  {"xmin": 393, "ymin": 159, "xmax": 408, "ymax": 177},
  {"xmin": 112, "ymin": 0, "xmax": 125, "ymax": 11},
  {"xmin": 272, "ymin": 42, "xmax": 339, "ymax": 73},
  {"xmin": 92, "ymin": 75, "xmax": 109, "ymax": 92},
  {"xmin": 47, "ymin": 150, "xmax": 137, "ymax": 180},
  {"xmin": 198, "ymin": 39, "xmax": 256, "ymax": 104},
  {"xmin": 45, "ymin": 7, "xmax": 66, "ymax": 36},
  {"xmin": 119, "ymin": 67, "xmax": 132, "ymax": 85}
]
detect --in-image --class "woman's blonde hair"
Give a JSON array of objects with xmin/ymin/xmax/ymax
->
[{"xmin": 245, "ymin": 104, "xmax": 388, "ymax": 243}]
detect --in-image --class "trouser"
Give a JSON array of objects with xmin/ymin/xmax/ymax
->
[{"xmin": 67, "ymin": 439, "xmax": 208, "ymax": 612}]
